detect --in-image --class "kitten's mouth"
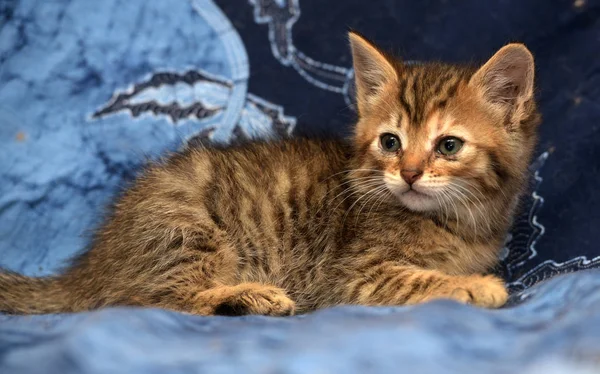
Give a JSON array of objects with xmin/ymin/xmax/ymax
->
[
  {"xmin": 384, "ymin": 181, "xmax": 430, "ymax": 199},
  {"xmin": 402, "ymin": 187, "xmax": 429, "ymax": 197},
  {"xmin": 385, "ymin": 181, "xmax": 438, "ymax": 212}
]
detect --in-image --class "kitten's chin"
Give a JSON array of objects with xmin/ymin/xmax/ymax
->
[{"xmin": 390, "ymin": 188, "xmax": 439, "ymax": 212}]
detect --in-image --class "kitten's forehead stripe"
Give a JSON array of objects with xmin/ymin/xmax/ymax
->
[
  {"xmin": 397, "ymin": 65, "xmax": 469, "ymax": 129},
  {"xmin": 395, "ymin": 112, "xmax": 403, "ymax": 128},
  {"xmin": 444, "ymin": 79, "xmax": 461, "ymax": 98},
  {"xmin": 430, "ymin": 71, "xmax": 452, "ymax": 97},
  {"xmin": 398, "ymin": 77, "xmax": 412, "ymax": 120},
  {"xmin": 410, "ymin": 70, "xmax": 421, "ymax": 125}
]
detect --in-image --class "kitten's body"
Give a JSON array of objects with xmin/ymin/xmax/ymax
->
[{"xmin": 0, "ymin": 34, "xmax": 540, "ymax": 315}]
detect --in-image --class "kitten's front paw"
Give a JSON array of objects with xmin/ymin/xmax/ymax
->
[
  {"xmin": 446, "ymin": 275, "xmax": 508, "ymax": 308},
  {"xmin": 212, "ymin": 284, "xmax": 296, "ymax": 316}
]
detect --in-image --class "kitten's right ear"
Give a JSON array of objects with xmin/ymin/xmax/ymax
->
[
  {"xmin": 469, "ymin": 44, "xmax": 535, "ymax": 129},
  {"xmin": 349, "ymin": 32, "xmax": 399, "ymax": 114}
]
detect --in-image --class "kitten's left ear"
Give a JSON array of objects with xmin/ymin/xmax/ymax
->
[
  {"xmin": 470, "ymin": 44, "xmax": 535, "ymax": 125},
  {"xmin": 349, "ymin": 32, "xmax": 399, "ymax": 115}
]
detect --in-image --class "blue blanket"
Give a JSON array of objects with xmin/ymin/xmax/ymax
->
[
  {"xmin": 1, "ymin": 271, "xmax": 599, "ymax": 374},
  {"xmin": 1, "ymin": 0, "xmax": 600, "ymax": 372}
]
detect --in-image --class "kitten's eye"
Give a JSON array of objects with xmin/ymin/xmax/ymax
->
[
  {"xmin": 380, "ymin": 133, "xmax": 401, "ymax": 152},
  {"xmin": 438, "ymin": 137, "xmax": 464, "ymax": 156}
]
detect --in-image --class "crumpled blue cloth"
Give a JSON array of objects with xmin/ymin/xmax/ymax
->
[{"xmin": 1, "ymin": 271, "xmax": 600, "ymax": 374}]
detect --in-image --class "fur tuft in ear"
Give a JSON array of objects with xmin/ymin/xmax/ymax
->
[
  {"xmin": 470, "ymin": 44, "xmax": 535, "ymax": 120},
  {"xmin": 348, "ymin": 32, "xmax": 398, "ymax": 115}
]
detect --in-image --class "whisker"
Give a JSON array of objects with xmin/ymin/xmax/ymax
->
[
  {"xmin": 448, "ymin": 182, "xmax": 491, "ymax": 234},
  {"xmin": 342, "ymin": 182, "xmax": 386, "ymax": 225},
  {"xmin": 446, "ymin": 186, "xmax": 478, "ymax": 236},
  {"xmin": 367, "ymin": 187, "xmax": 393, "ymax": 219},
  {"xmin": 331, "ymin": 180, "xmax": 384, "ymax": 214},
  {"xmin": 440, "ymin": 188, "xmax": 460, "ymax": 230},
  {"xmin": 355, "ymin": 185, "xmax": 389, "ymax": 225},
  {"xmin": 314, "ymin": 177, "xmax": 383, "ymax": 216},
  {"xmin": 432, "ymin": 191, "xmax": 449, "ymax": 228},
  {"xmin": 321, "ymin": 169, "xmax": 383, "ymax": 183},
  {"xmin": 335, "ymin": 176, "xmax": 385, "ymax": 189}
]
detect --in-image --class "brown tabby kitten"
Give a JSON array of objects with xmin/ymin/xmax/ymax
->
[{"xmin": 0, "ymin": 32, "xmax": 540, "ymax": 316}]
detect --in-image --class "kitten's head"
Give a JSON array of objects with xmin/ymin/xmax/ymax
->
[{"xmin": 348, "ymin": 32, "xmax": 540, "ymax": 214}]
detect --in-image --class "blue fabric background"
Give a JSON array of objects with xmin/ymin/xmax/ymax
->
[{"xmin": 1, "ymin": 0, "xmax": 600, "ymax": 373}]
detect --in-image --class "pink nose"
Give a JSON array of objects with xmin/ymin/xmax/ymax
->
[{"xmin": 401, "ymin": 169, "xmax": 423, "ymax": 185}]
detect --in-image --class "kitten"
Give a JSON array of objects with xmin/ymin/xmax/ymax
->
[{"xmin": 0, "ymin": 32, "xmax": 540, "ymax": 316}]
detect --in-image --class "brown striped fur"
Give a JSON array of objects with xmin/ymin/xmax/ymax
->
[{"xmin": 0, "ymin": 32, "xmax": 540, "ymax": 315}]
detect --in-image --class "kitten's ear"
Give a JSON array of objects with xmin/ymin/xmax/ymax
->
[
  {"xmin": 349, "ymin": 32, "xmax": 399, "ymax": 114},
  {"xmin": 470, "ymin": 44, "xmax": 535, "ymax": 122}
]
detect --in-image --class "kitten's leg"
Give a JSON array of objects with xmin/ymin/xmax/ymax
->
[
  {"xmin": 143, "ymin": 228, "xmax": 295, "ymax": 316},
  {"xmin": 187, "ymin": 283, "xmax": 295, "ymax": 316},
  {"xmin": 343, "ymin": 263, "xmax": 508, "ymax": 308}
]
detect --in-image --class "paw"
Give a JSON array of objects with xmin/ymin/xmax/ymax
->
[
  {"xmin": 447, "ymin": 275, "xmax": 508, "ymax": 308},
  {"xmin": 214, "ymin": 284, "xmax": 296, "ymax": 316}
]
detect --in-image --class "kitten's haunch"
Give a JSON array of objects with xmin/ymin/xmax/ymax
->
[{"xmin": 0, "ymin": 32, "xmax": 540, "ymax": 316}]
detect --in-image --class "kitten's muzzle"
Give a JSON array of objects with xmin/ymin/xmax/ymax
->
[{"xmin": 400, "ymin": 169, "xmax": 423, "ymax": 185}]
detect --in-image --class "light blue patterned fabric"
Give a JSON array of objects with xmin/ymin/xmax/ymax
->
[
  {"xmin": 1, "ymin": 271, "xmax": 600, "ymax": 374},
  {"xmin": 2, "ymin": 0, "xmax": 600, "ymax": 373},
  {"xmin": 0, "ymin": 0, "xmax": 294, "ymax": 277}
]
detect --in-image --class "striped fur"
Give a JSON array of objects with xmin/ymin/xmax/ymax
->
[{"xmin": 0, "ymin": 33, "xmax": 540, "ymax": 315}]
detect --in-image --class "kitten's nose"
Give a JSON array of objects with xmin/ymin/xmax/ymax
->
[{"xmin": 400, "ymin": 169, "xmax": 423, "ymax": 185}]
